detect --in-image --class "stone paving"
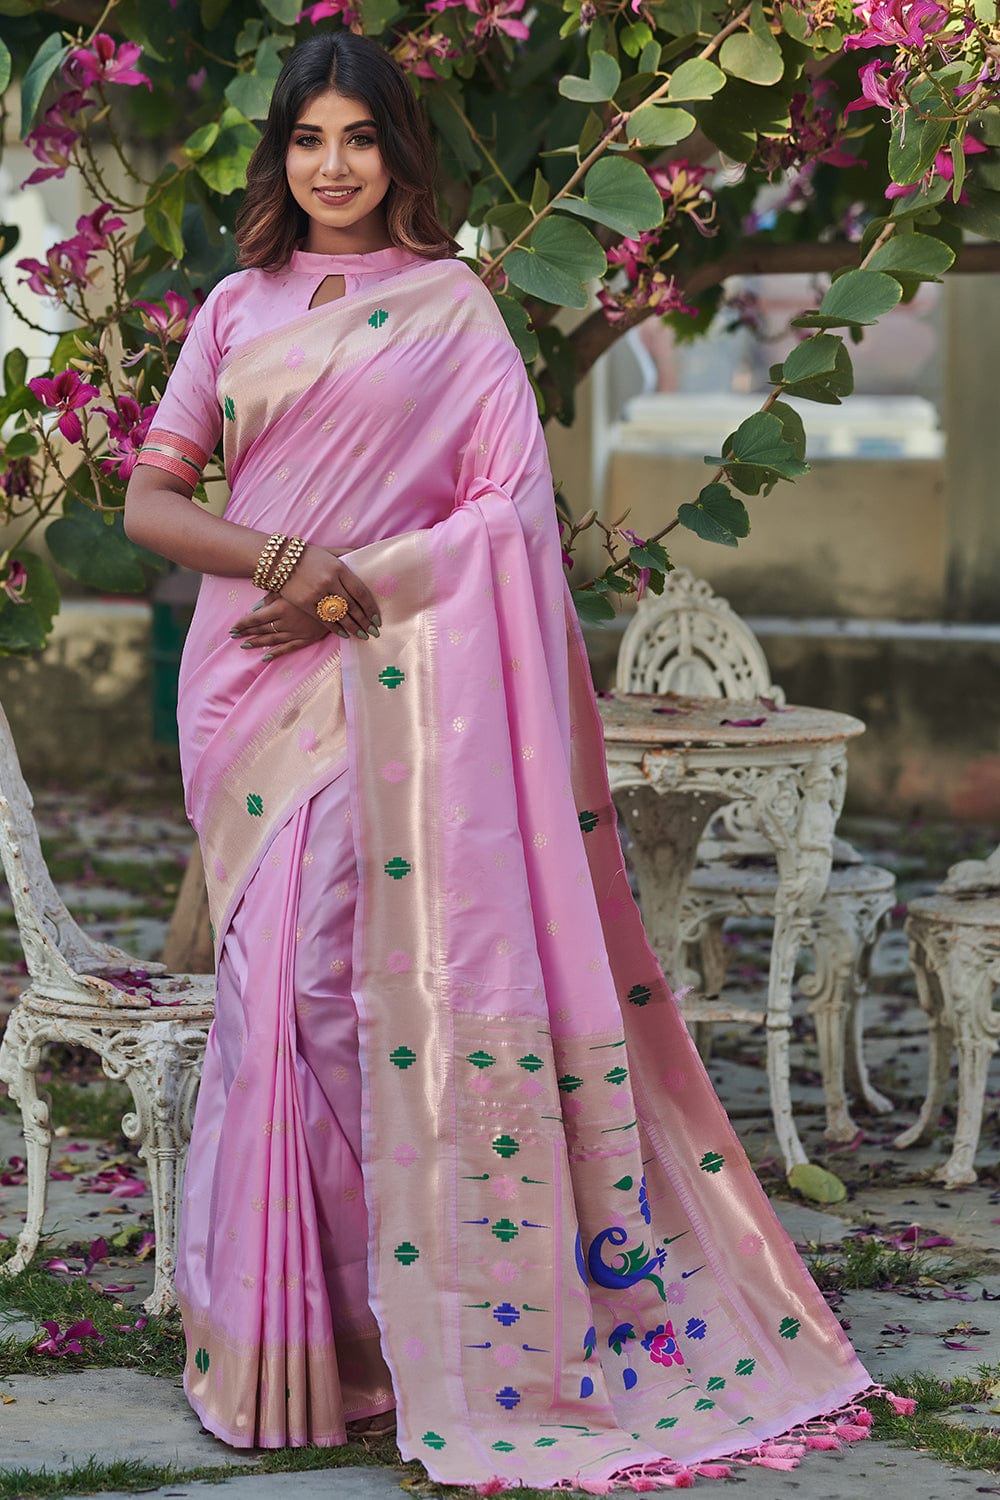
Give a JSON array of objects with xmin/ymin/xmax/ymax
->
[{"xmin": 0, "ymin": 787, "xmax": 996, "ymax": 1495}]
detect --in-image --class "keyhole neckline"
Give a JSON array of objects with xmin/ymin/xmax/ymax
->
[{"xmin": 289, "ymin": 246, "xmax": 424, "ymax": 276}]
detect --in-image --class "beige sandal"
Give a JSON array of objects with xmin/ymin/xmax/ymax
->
[{"xmin": 346, "ymin": 1411, "xmax": 397, "ymax": 1439}]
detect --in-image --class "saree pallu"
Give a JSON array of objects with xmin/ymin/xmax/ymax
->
[{"xmin": 173, "ymin": 259, "xmax": 874, "ymax": 1486}]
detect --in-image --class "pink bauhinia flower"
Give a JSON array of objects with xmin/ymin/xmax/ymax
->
[
  {"xmin": 74, "ymin": 203, "xmax": 127, "ymax": 249},
  {"xmin": 133, "ymin": 289, "xmax": 193, "ymax": 342},
  {"xmin": 66, "ymin": 33, "xmax": 151, "ymax": 90},
  {"xmin": 465, "ymin": 0, "xmax": 530, "ymax": 42},
  {"xmin": 98, "ymin": 396, "xmax": 157, "ymax": 480},
  {"xmin": 844, "ymin": 0, "xmax": 948, "ymax": 50},
  {"xmin": 844, "ymin": 58, "xmax": 910, "ymax": 116},
  {"xmin": 647, "ymin": 160, "xmax": 717, "ymax": 236},
  {"xmin": 28, "ymin": 370, "xmax": 100, "ymax": 444},
  {"xmin": 22, "ymin": 90, "xmax": 93, "ymax": 185},
  {"xmin": 1, "ymin": 561, "xmax": 28, "ymax": 606},
  {"xmin": 395, "ymin": 30, "xmax": 459, "ymax": 77},
  {"xmin": 884, "ymin": 133, "xmax": 987, "ymax": 200},
  {"xmin": 298, "ymin": 0, "xmax": 360, "ymax": 23}
]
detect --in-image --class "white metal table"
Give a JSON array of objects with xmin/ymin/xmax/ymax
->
[{"xmin": 599, "ymin": 691, "xmax": 865, "ymax": 1171}]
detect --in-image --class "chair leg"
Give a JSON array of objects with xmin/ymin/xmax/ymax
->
[
  {"xmin": 937, "ymin": 1037, "xmax": 994, "ymax": 1188},
  {"xmin": 0, "ymin": 1011, "xmax": 52, "ymax": 1278},
  {"xmin": 803, "ymin": 919, "xmax": 858, "ymax": 1144},
  {"xmin": 844, "ymin": 982, "xmax": 894, "ymax": 1117},
  {"xmin": 894, "ymin": 950, "xmax": 952, "ymax": 1151}
]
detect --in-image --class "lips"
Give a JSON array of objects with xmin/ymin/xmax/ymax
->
[{"xmin": 314, "ymin": 186, "xmax": 361, "ymax": 205}]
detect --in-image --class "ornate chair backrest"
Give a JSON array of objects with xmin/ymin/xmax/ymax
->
[
  {"xmin": 0, "ymin": 700, "xmax": 127, "ymax": 994},
  {"xmin": 615, "ymin": 568, "xmax": 783, "ymax": 703},
  {"xmin": 942, "ymin": 844, "xmax": 1000, "ymax": 895}
]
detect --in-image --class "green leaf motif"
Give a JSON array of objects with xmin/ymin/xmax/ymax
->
[
  {"xmin": 194, "ymin": 1346, "xmax": 210, "ymax": 1374},
  {"xmin": 779, "ymin": 1316, "xmax": 800, "ymax": 1340},
  {"xmin": 655, "ymin": 1416, "xmax": 679, "ymax": 1430},
  {"xmin": 735, "ymin": 1357, "xmax": 756, "ymax": 1376},
  {"xmin": 468, "ymin": 1050, "xmax": 495, "ymax": 1069},
  {"xmin": 505, "ymin": 218, "xmax": 606, "ymax": 310},
  {"xmin": 384, "ymin": 856, "xmax": 412, "ymax": 880},
  {"xmin": 706, "ymin": 1376, "xmax": 726, "ymax": 1391},
  {"xmin": 694, "ymin": 1398, "xmax": 715, "ymax": 1412},
  {"xmin": 246, "ymin": 792, "xmax": 264, "ymax": 817},
  {"xmin": 667, "ymin": 57, "xmax": 726, "ymax": 101},
  {"xmin": 368, "ymin": 308, "xmax": 389, "ymax": 329},
  {"xmin": 390, "ymin": 1046, "xmax": 416, "ymax": 1070},
  {"xmin": 20, "ymin": 33, "xmax": 70, "ymax": 137},
  {"xmin": 423, "ymin": 1431, "xmax": 447, "ymax": 1450},
  {"xmin": 491, "ymin": 1217, "xmax": 519, "ymax": 1242},
  {"xmin": 223, "ymin": 395, "xmax": 236, "ymax": 421},
  {"xmin": 719, "ymin": 0, "xmax": 784, "ymax": 86},
  {"xmin": 492, "ymin": 1134, "xmax": 520, "ymax": 1158},
  {"xmin": 517, "ymin": 1053, "xmax": 543, "ymax": 1072},
  {"xmin": 378, "ymin": 666, "xmax": 405, "ymax": 689},
  {"xmin": 557, "ymin": 157, "xmax": 664, "ymax": 238},
  {"xmin": 357, "ymin": 0, "xmax": 404, "ymax": 34},
  {"xmin": 699, "ymin": 1150, "xmax": 725, "ymax": 1174},
  {"xmin": 394, "ymin": 1241, "xmax": 420, "ymax": 1264},
  {"xmin": 613, "ymin": 1175, "xmax": 634, "ymax": 1191},
  {"xmin": 579, "ymin": 809, "xmax": 599, "ymax": 833},
  {"xmin": 557, "ymin": 1074, "xmax": 583, "ymax": 1093},
  {"xmin": 492, "ymin": 1440, "xmax": 516, "ymax": 1452},
  {"xmin": 678, "ymin": 487, "xmax": 749, "ymax": 548},
  {"xmin": 605, "ymin": 1066, "xmax": 628, "ymax": 1086},
  {"xmin": 559, "ymin": 50, "xmax": 621, "ymax": 103},
  {"xmin": 627, "ymin": 983, "xmax": 652, "ymax": 1006},
  {"xmin": 628, "ymin": 105, "xmax": 697, "ymax": 149}
]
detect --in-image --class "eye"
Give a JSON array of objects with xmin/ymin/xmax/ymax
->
[
  {"xmin": 292, "ymin": 132, "xmax": 321, "ymax": 148},
  {"xmin": 348, "ymin": 133, "xmax": 377, "ymax": 148}
]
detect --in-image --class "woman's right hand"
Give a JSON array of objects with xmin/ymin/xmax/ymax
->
[{"xmin": 281, "ymin": 544, "xmax": 381, "ymax": 640}]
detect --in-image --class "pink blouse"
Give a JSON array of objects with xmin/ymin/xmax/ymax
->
[{"xmin": 137, "ymin": 246, "xmax": 429, "ymax": 483}]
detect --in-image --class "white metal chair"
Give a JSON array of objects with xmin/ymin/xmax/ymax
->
[
  {"xmin": 615, "ymin": 570, "xmax": 896, "ymax": 1142},
  {"xmin": 0, "ymin": 702, "xmax": 212, "ymax": 1313},
  {"xmin": 894, "ymin": 846, "xmax": 1000, "ymax": 1185}
]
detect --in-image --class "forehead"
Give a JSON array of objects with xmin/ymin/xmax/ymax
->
[{"xmin": 294, "ymin": 89, "xmax": 373, "ymax": 128}]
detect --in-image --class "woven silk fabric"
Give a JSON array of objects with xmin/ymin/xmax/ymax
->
[{"xmin": 153, "ymin": 255, "xmax": 873, "ymax": 1484}]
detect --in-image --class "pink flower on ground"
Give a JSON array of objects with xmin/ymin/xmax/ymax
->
[
  {"xmin": 298, "ymin": 0, "xmax": 359, "ymax": 23},
  {"xmin": 133, "ymin": 289, "xmax": 193, "ymax": 343},
  {"xmin": 98, "ymin": 396, "xmax": 157, "ymax": 480},
  {"xmin": 32, "ymin": 1319, "xmax": 105, "ymax": 1356},
  {"xmin": 465, "ymin": 0, "xmax": 530, "ymax": 42},
  {"xmin": 2, "ymin": 561, "xmax": 28, "ymax": 606},
  {"xmin": 844, "ymin": 0, "xmax": 948, "ymax": 51},
  {"xmin": 66, "ymin": 33, "xmax": 151, "ymax": 90},
  {"xmin": 28, "ymin": 370, "xmax": 100, "ymax": 444}
]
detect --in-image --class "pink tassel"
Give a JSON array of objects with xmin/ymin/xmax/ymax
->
[
  {"xmin": 626, "ymin": 1478, "xmax": 657, "ymax": 1491},
  {"xmin": 854, "ymin": 1407, "xmax": 874, "ymax": 1427},
  {"xmin": 751, "ymin": 1457, "xmax": 800, "ymax": 1471},
  {"xmin": 694, "ymin": 1464, "xmax": 732, "ymax": 1479},
  {"xmin": 887, "ymin": 1395, "xmax": 917, "ymax": 1416},
  {"xmin": 476, "ymin": 1481, "xmax": 506, "ymax": 1496},
  {"xmin": 669, "ymin": 1472, "xmax": 695, "ymax": 1489},
  {"xmin": 580, "ymin": 1481, "xmax": 615, "ymax": 1494},
  {"xmin": 835, "ymin": 1422, "xmax": 870, "ymax": 1442},
  {"xmin": 806, "ymin": 1435, "xmax": 841, "ymax": 1450}
]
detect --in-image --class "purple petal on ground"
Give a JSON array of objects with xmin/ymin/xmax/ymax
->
[
  {"xmin": 109, "ymin": 1180, "xmax": 146, "ymax": 1198},
  {"xmin": 102, "ymin": 1283, "xmax": 136, "ymax": 1295},
  {"xmin": 42, "ymin": 1259, "xmax": 73, "ymax": 1274},
  {"xmin": 758, "ymin": 696, "xmax": 786, "ymax": 712},
  {"xmin": 943, "ymin": 1340, "xmax": 981, "ymax": 1350},
  {"xmin": 721, "ymin": 717, "xmax": 766, "ymax": 727}
]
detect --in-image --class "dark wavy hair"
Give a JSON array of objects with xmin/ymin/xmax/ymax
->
[{"xmin": 236, "ymin": 32, "xmax": 459, "ymax": 270}]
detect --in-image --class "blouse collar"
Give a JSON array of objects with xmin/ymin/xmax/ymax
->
[{"xmin": 289, "ymin": 245, "xmax": 424, "ymax": 276}]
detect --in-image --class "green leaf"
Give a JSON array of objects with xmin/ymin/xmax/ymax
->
[
  {"xmin": 719, "ymin": 0, "xmax": 783, "ymax": 86},
  {"xmin": 538, "ymin": 325, "xmax": 577, "ymax": 425},
  {"xmin": 573, "ymin": 587, "xmax": 616, "ymax": 624},
  {"xmin": 3, "ymin": 348, "xmax": 26, "ymax": 393},
  {"xmin": 774, "ymin": 335, "xmax": 854, "ymax": 405},
  {"xmin": 3, "ymin": 432, "xmax": 37, "ymax": 459},
  {"xmin": 793, "ymin": 268, "xmax": 902, "ymax": 330},
  {"xmin": 770, "ymin": 400, "xmax": 806, "ymax": 461},
  {"xmin": 200, "ymin": 0, "xmax": 230, "ymax": 27},
  {"xmin": 195, "ymin": 106, "xmax": 260, "ymax": 196},
  {"xmin": 529, "ymin": 169, "xmax": 550, "ymax": 215},
  {"xmin": 787, "ymin": 1162, "xmax": 847, "ymax": 1205},
  {"xmin": 0, "ymin": 38, "xmax": 11, "ymax": 96},
  {"xmin": 621, "ymin": 21, "xmax": 652, "ymax": 58},
  {"xmin": 144, "ymin": 169, "xmax": 186, "ymax": 261},
  {"xmin": 947, "ymin": 183, "xmax": 1000, "ymax": 239},
  {"xmin": 260, "ymin": 0, "xmax": 300, "ymax": 20},
  {"xmin": 20, "ymin": 32, "xmax": 69, "ymax": 137},
  {"xmin": 357, "ymin": 0, "xmax": 403, "ymax": 33},
  {"xmin": 559, "ymin": 50, "xmax": 621, "ymax": 103},
  {"xmin": 182, "ymin": 122, "xmax": 220, "ymax": 162},
  {"xmin": 697, "ymin": 77, "xmax": 790, "ymax": 162},
  {"xmin": 629, "ymin": 540, "xmax": 669, "ymax": 571},
  {"xmin": 888, "ymin": 112, "xmax": 949, "ymax": 186},
  {"xmin": 667, "ymin": 57, "xmax": 725, "ymax": 101},
  {"xmin": 46, "ymin": 499, "xmax": 153, "ymax": 594},
  {"xmin": 0, "ymin": 223, "xmax": 20, "ymax": 262},
  {"xmin": 493, "ymin": 294, "xmax": 539, "ymax": 364},
  {"xmin": 628, "ymin": 104, "xmax": 696, "ymax": 148},
  {"xmin": 426, "ymin": 86, "xmax": 480, "ymax": 176},
  {"xmin": 726, "ymin": 410, "xmax": 809, "ymax": 478},
  {"xmin": 235, "ymin": 19, "xmax": 263, "ymax": 55},
  {"xmin": 226, "ymin": 70, "xmax": 274, "ymax": 121},
  {"xmin": 865, "ymin": 230, "xmax": 955, "ymax": 281},
  {"xmin": 505, "ymin": 217, "xmax": 606, "ymax": 309},
  {"xmin": 781, "ymin": 333, "xmax": 843, "ymax": 384},
  {"xmin": 0, "ymin": 552, "xmax": 59, "ymax": 657},
  {"xmin": 678, "ymin": 485, "xmax": 749, "ymax": 548},
  {"xmin": 484, "ymin": 201, "xmax": 533, "ymax": 239},
  {"xmin": 557, "ymin": 157, "xmax": 664, "ymax": 237}
]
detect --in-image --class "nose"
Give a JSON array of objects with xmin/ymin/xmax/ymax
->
[{"xmin": 319, "ymin": 142, "xmax": 349, "ymax": 178}]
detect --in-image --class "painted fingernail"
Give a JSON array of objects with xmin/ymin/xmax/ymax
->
[
  {"xmin": 261, "ymin": 652, "xmax": 274, "ymax": 662},
  {"xmin": 368, "ymin": 625, "xmax": 380, "ymax": 639},
  {"xmin": 229, "ymin": 629, "xmax": 241, "ymax": 638},
  {"xmin": 335, "ymin": 626, "xmax": 349, "ymax": 638},
  {"xmin": 357, "ymin": 630, "xmax": 369, "ymax": 641},
  {"xmin": 252, "ymin": 600, "xmax": 268, "ymax": 612},
  {"xmin": 240, "ymin": 641, "xmax": 256, "ymax": 650},
  {"xmin": 371, "ymin": 613, "xmax": 382, "ymax": 629}
]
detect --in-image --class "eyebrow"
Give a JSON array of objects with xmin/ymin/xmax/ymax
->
[{"xmin": 292, "ymin": 119, "xmax": 377, "ymax": 133}]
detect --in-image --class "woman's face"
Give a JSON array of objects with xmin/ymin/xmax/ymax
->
[{"xmin": 285, "ymin": 89, "xmax": 393, "ymax": 254}]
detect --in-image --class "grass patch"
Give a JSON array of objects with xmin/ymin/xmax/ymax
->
[
  {"xmin": 865, "ymin": 1367, "xmax": 1000, "ymax": 1474},
  {"xmin": 0, "ymin": 1261, "xmax": 182, "ymax": 1380},
  {"xmin": 807, "ymin": 1235, "xmax": 958, "ymax": 1291},
  {"xmin": 0, "ymin": 1077, "xmax": 133, "ymax": 1141}
]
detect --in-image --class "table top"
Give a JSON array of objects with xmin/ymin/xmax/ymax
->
[{"xmin": 598, "ymin": 692, "xmax": 865, "ymax": 749}]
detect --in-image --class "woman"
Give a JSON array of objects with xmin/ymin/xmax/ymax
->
[{"xmin": 125, "ymin": 30, "xmax": 878, "ymax": 1488}]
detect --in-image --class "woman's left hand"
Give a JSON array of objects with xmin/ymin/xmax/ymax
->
[{"xmin": 230, "ymin": 594, "xmax": 335, "ymax": 660}]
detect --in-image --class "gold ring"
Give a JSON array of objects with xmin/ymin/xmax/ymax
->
[
  {"xmin": 316, "ymin": 593, "xmax": 349, "ymax": 624},
  {"xmin": 269, "ymin": 620, "xmax": 277, "ymax": 634}
]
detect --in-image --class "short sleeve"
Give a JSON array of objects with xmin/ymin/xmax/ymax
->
[{"xmin": 136, "ymin": 278, "xmax": 230, "ymax": 486}]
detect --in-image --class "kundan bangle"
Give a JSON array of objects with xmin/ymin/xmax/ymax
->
[
  {"xmin": 252, "ymin": 533, "xmax": 286, "ymax": 591},
  {"xmin": 267, "ymin": 534, "xmax": 307, "ymax": 594}
]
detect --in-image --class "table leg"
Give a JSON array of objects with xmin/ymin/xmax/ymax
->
[
  {"xmin": 756, "ymin": 754, "xmax": 846, "ymax": 1171},
  {"xmin": 614, "ymin": 786, "xmax": 723, "ymax": 990}
]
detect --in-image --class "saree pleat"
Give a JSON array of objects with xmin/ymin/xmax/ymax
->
[{"xmin": 168, "ymin": 257, "xmax": 876, "ymax": 1483}]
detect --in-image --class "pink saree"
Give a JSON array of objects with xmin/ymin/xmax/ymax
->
[{"xmin": 146, "ymin": 252, "xmax": 877, "ymax": 1486}]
